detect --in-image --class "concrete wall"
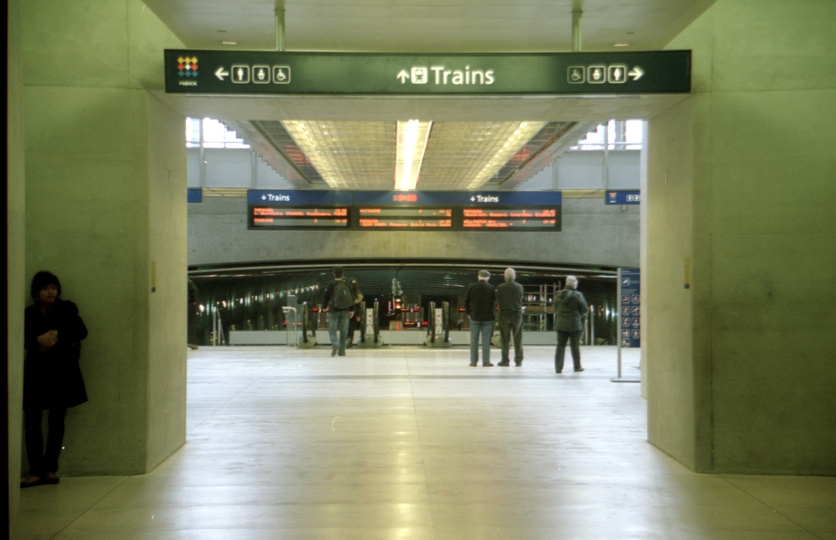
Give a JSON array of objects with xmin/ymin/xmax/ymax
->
[
  {"xmin": 20, "ymin": 0, "xmax": 187, "ymax": 476},
  {"xmin": 8, "ymin": 1, "xmax": 25, "ymax": 535},
  {"xmin": 516, "ymin": 149, "xmax": 642, "ymax": 191},
  {"xmin": 647, "ymin": 0, "xmax": 836, "ymax": 474},
  {"xmin": 187, "ymin": 148, "xmax": 293, "ymax": 189},
  {"xmin": 188, "ymin": 196, "xmax": 639, "ymax": 269}
]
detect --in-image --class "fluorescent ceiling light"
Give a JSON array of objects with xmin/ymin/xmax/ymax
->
[
  {"xmin": 464, "ymin": 121, "xmax": 544, "ymax": 189},
  {"xmin": 282, "ymin": 120, "xmax": 396, "ymax": 189},
  {"xmin": 395, "ymin": 120, "xmax": 432, "ymax": 191}
]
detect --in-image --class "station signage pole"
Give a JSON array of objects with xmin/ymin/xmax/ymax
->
[{"xmin": 612, "ymin": 267, "xmax": 641, "ymax": 383}]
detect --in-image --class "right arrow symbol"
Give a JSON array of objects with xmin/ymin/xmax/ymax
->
[
  {"xmin": 628, "ymin": 66, "xmax": 644, "ymax": 81},
  {"xmin": 215, "ymin": 67, "xmax": 229, "ymax": 81}
]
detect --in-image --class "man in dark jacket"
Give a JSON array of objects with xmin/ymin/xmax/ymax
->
[
  {"xmin": 495, "ymin": 267, "xmax": 525, "ymax": 366},
  {"xmin": 554, "ymin": 275, "xmax": 589, "ymax": 373},
  {"xmin": 321, "ymin": 266, "xmax": 356, "ymax": 357},
  {"xmin": 464, "ymin": 269, "xmax": 496, "ymax": 367}
]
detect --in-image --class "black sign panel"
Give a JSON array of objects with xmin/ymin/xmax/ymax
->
[
  {"xmin": 460, "ymin": 206, "xmax": 561, "ymax": 231},
  {"xmin": 247, "ymin": 190, "xmax": 352, "ymax": 230},
  {"xmin": 166, "ymin": 50, "xmax": 691, "ymax": 95},
  {"xmin": 246, "ymin": 190, "xmax": 563, "ymax": 231},
  {"xmin": 249, "ymin": 206, "xmax": 350, "ymax": 230},
  {"xmin": 355, "ymin": 206, "xmax": 454, "ymax": 229}
]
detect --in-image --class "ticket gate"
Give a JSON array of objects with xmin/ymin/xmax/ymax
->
[
  {"xmin": 425, "ymin": 301, "xmax": 452, "ymax": 348},
  {"xmin": 357, "ymin": 300, "xmax": 383, "ymax": 348},
  {"xmin": 297, "ymin": 302, "xmax": 317, "ymax": 348},
  {"xmin": 281, "ymin": 306, "xmax": 297, "ymax": 347}
]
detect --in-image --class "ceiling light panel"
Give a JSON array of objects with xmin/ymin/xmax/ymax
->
[
  {"xmin": 417, "ymin": 121, "xmax": 546, "ymax": 190},
  {"xmin": 395, "ymin": 120, "xmax": 432, "ymax": 191},
  {"xmin": 282, "ymin": 121, "xmax": 395, "ymax": 190}
]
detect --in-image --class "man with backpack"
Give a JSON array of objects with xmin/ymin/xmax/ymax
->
[{"xmin": 322, "ymin": 266, "xmax": 358, "ymax": 357}]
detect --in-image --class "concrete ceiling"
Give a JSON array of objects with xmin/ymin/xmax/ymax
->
[
  {"xmin": 143, "ymin": 0, "xmax": 716, "ymax": 54},
  {"xmin": 146, "ymin": 0, "xmax": 716, "ymax": 190}
]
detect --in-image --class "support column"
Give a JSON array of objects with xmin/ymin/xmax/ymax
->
[
  {"xmin": 8, "ymin": 0, "xmax": 26, "ymax": 536},
  {"xmin": 646, "ymin": 0, "xmax": 836, "ymax": 474},
  {"xmin": 19, "ymin": 0, "xmax": 188, "ymax": 476}
]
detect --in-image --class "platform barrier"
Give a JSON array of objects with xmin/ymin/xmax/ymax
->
[{"xmin": 229, "ymin": 330, "xmax": 564, "ymax": 346}]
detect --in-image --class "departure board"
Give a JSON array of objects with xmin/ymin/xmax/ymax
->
[
  {"xmin": 246, "ymin": 190, "xmax": 563, "ymax": 231},
  {"xmin": 249, "ymin": 206, "xmax": 350, "ymax": 229},
  {"xmin": 356, "ymin": 207, "xmax": 453, "ymax": 229},
  {"xmin": 460, "ymin": 206, "xmax": 561, "ymax": 230}
]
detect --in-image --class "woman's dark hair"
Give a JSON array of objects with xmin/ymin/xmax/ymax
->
[{"xmin": 30, "ymin": 271, "xmax": 61, "ymax": 300}]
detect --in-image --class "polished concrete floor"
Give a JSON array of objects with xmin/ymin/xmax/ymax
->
[{"xmin": 18, "ymin": 345, "xmax": 836, "ymax": 539}]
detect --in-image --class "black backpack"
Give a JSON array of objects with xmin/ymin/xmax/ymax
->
[{"xmin": 331, "ymin": 280, "xmax": 355, "ymax": 309}]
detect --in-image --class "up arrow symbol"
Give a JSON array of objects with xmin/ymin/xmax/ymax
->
[
  {"xmin": 396, "ymin": 70, "xmax": 410, "ymax": 84},
  {"xmin": 628, "ymin": 66, "xmax": 644, "ymax": 81}
]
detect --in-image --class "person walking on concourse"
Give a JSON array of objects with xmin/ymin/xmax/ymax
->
[
  {"xmin": 464, "ymin": 269, "xmax": 496, "ymax": 367},
  {"xmin": 495, "ymin": 267, "xmax": 525, "ymax": 366},
  {"xmin": 554, "ymin": 275, "xmax": 589, "ymax": 374},
  {"xmin": 321, "ymin": 266, "xmax": 357, "ymax": 357}
]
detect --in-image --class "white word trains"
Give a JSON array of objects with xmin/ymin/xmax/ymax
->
[{"xmin": 413, "ymin": 66, "xmax": 495, "ymax": 86}]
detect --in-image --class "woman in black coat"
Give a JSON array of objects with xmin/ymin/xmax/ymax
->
[
  {"xmin": 554, "ymin": 275, "xmax": 589, "ymax": 374},
  {"xmin": 21, "ymin": 271, "xmax": 88, "ymax": 488}
]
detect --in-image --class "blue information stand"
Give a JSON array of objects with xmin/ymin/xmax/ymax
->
[{"xmin": 612, "ymin": 267, "xmax": 641, "ymax": 383}]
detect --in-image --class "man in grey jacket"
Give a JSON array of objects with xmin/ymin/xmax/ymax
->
[
  {"xmin": 554, "ymin": 275, "xmax": 589, "ymax": 373},
  {"xmin": 495, "ymin": 267, "xmax": 525, "ymax": 366}
]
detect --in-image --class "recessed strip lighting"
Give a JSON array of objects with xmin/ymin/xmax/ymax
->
[
  {"xmin": 222, "ymin": 41, "xmax": 237, "ymax": 45},
  {"xmin": 395, "ymin": 120, "xmax": 432, "ymax": 190}
]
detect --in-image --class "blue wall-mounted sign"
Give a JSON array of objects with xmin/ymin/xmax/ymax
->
[
  {"xmin": 187, "ymin": 188, "xmax": 203, "ymax": 203},
  {"xmin": 606, "ymin": 191, "xmax": 640, "ymax": 205},
  {"xmin": 247, "ymin": 190, "xmax": 352, "ymax": 205},
  {"xmin": 458, "ymin": 191, "xmax": 562, "ymax": 206}
]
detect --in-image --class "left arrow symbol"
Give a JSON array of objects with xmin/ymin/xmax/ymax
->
[{"xmin": 215, "ymin": 67, "xmax": 229, "ymax": 81}]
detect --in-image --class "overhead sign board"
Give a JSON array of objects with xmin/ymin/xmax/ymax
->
[
  {"xmin": 246, "ymin": 190, "xmax": 562, "ymax": 231},
  {"xmin": 166, "ymin": 50, "xmax": 690, "ymax": 96},
  {"xmin": 352, "ymin": 191, "xmax": 456, "ymax": 230},
  {"xmin": 458, "ymin": 191, "xmax": 561, "ymax": 230}
]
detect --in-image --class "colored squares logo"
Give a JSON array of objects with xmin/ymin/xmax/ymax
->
[{"xmin": 177, "ymin": 56, "xmax": 198, "ymax": 77}]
